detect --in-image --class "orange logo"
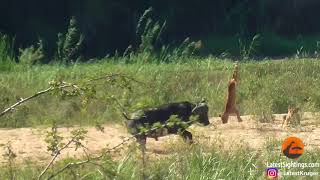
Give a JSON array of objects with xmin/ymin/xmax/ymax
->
[{"xmin": 282, "ymin": 137, "xmax": 304, "ymax": 159}]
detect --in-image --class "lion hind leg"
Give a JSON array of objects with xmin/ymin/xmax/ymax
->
[
  {"xmin": 228, "ymin": 107, "xmax": 242, "ymax": 122},
  {"xmin": 282, "ymin": 115, "xmax": 287, "ymax": 127},
  {"xmin": 234, "ymin": 108, "xmax": 243, "ymax": 122}
]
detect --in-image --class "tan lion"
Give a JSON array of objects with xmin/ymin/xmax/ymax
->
[
  {"xmin": 220, "ymin": 62, "xmax": 243, "ymax": 124},
  {"xmin": 282, "ymin": 107, "xmax": 300, "ymax": 127}
]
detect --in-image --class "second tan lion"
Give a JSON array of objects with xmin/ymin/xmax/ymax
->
[
  {"xmin": 282, "ymin": 107, "xmax": 300, "ymax": 127},
  {"xmin": 220, "ymin": 62, "xmax": 243, "ymax": 124}
]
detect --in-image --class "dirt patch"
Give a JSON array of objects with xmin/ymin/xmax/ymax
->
[{"xmin": 0, "ymin": 113, "xmax": 319, "ymax": 165}]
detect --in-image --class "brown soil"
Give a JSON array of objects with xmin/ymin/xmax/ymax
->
[{"xmin": 0, "ymin": 113, "xmax": 319, "ymax": 165}]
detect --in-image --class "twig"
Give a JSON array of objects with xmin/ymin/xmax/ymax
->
[
  {"xmin": 38, "ymin": 139, "xmax": 74, "ymax": 180},
  {"xmin": 47, "ymin": 157, "xmax": 114, "ymax": 180},
  {"xmin": 0, "ymin": 83, "xmax": 75, "ymax": 118},
  {"xmin": 0, "ymin": 87, "xmax": 53, "ymax": 117},
  {"xmin": 47, "ymin": 159, "xmax": 89, "ymax": 180},
  {"xmin": 86, "ymin": 73, "xmax": 145, "ymax": 86}
]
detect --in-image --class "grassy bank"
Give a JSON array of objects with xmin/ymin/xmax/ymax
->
[
  {"xmin": 1, "ymin": 57, "xmax": 320, "ymax": 128},
  {"xmin": 0, "ymin": 139, "xmax": 319, "ymax": 179}
]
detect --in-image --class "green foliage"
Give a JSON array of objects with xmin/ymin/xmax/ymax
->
[
  {"xmin": 44, "ymin": 125, "xmax": 88, "ymax": 156},
  {"xmin": 239, "ymin": 34, "xmax": 260, "ymax": 60},
  {"xmin": 1, "ymin": 142, "xmax": 17, "ymax": 180},
  {"xmin": 0, "ymin": 34, "xmax": 16, "ymax": 71},
  {"xmin": 1, "ymin": 59, "xmax": 320, "ymax": 127},
  {"xmin": 4, "ymin": 1, "xmax": 320, "ymax": 59},
  {"xmin": 131, "ymin": 7, "xmax": 166, "ymax": 63},
  {"xmin": 56, "ymin": 17, "xmax": 84, "ymax": 64},
  {"xmin": 71, "ymin": 128, "xmax": 88, "ymax": 151},
  {"xmin": 1, "ymin": 141, "xmax": 320, "ymax": 179},
  {"xmin": 131, "ymin": 115, "xmax": 190, "ymax": 137},
  {"xmin": 125, "ymin": 8, "xmax": 202, "ymax": 64},
  {"xmin": 45, "ymin": 124, "xmax": 65, "ymax": 155},
  {"xmin": 19, "ymin": 39, "xmax": 45, "ymax": 65},
  {"xmin": 152, "ymin": 122, "xmax": 162, "ymax": 129},
  {"xmin": 137, "ymin": 125, "xmax": 149, "ymax": 135},
  {"xmin": 160, "ymin": 38, "xmax": 203, "ymax": 63},
  {"xmin": 166, "ymin": 115, "xmax": 189, "ymax": 130},
  {"xmin": 136, "ymin": 8, "xmax": 164, "ymax": 54},
  {"xmin": 264, "ymin": 136, "xmax": 282, "ymax": 152}
]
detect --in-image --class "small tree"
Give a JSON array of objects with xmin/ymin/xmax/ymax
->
[{"xmin": 57, "ymin": 16, "xmax": 84, "ymax": 64}]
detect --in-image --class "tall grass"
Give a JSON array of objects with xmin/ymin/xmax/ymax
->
[
  {"xmin": 1, "ymin": 58, "xmax": 320, "ymax": 127},
  {"xmin": 0, "ymin": 34, "xmax": 16, "ymax": 71},
  {"xmin": 201, "ymin": 33, "xmax": 320, "ymax": 58},
  {"xmin": 0, "ymin": 140, "xmax": 319, "ymax": 179}
]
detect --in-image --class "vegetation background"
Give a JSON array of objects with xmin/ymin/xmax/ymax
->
[
  {"xmin": 2, "ymin": 0, "xmax": 320, "ymax": 58},
  {"xmin": 1, "ymin": 1, "xmax": 320, "ymax": 179}
]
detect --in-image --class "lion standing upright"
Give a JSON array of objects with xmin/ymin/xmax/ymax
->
[{"xmin": 221, "ymin": 62, "xmax": 243, "ymax": 124}]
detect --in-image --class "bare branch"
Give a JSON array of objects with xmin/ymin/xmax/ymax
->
[
  {"xmin": 47, "ymin": 159, "xmax": 90, "ymax": 180},
  {"xmin": 0, "ymin": 73, "xmax": 143, "ymax": 118},
  {"xmin": 0, "ymin": 87, "xmax": 54, "ymax": 117},
  {"xmin": 38, "ymin": 139, "xmax": 74, "ymax": 180},
  {"xmin": 0, "ymin": 83, "xmax": 75, "ymax": 118}
]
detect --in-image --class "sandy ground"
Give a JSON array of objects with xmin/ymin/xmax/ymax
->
[{"xmin": 0, "ymin": 112, "xmax": 319, "ymax": 165}]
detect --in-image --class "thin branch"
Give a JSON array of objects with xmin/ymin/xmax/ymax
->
[
  {"xmin": 0, "ymin": 87, "xmax": 53, "ymax": 117},
  {"xmin": 0, "ymin": 83, "xmax": 75, "ymax": 118},
  {"xmin": 86, "ymin": 73, "xmax": 145, "ymax": 85},
  {"xmin": 0, "ymin": 73, "xmax": 143, "ymax": 118},
  {"xmin": 38, "ymin": 139, "xmax": 74, "ymax": 180},
  {"xmin": 47, "ymin": 159, "xmax": 89, "ymax": 180}
]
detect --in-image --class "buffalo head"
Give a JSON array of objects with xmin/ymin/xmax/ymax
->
[{"xmin": 192, "ymin": 101, "xmax": 209, "ymax": 126}]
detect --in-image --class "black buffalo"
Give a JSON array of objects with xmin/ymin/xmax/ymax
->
[{"xmin": 123, "ymin": 101, "xmax": 209, "ymax": 149}]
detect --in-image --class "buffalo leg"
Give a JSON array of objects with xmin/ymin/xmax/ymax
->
[
  {"xmin": 181, "ymin": 130, "xmax": 193, "ymax": 144},
  {"xmin": 136, "ymin": 135, "xmax": 147, "ymax": 152}
]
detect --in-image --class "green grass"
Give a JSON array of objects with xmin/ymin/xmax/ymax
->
[
  {"xmin": 1, "ymin": 54, "xmax": 320, "ymax": 179},
  {"xmin": 2, "ymin": 10, "xmax": 320, "ymax": 180},
  {"xmin": 0, "ymin": 34, "xmax": 16, "ymax": 71},
  {"xmin": 1, "ymin": 57, "xmax": 320, "ymax": 127},
  {"xmin": 0, "ymin": 141, "xmax": 319, "ymax": 179}
]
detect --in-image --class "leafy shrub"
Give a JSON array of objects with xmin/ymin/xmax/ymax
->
[
  {"xmin": 0, "ymin": 34, "xmax": 16, "ymax": 70},
  {"xmin": 19, "ymin": 39, "xmax": 45, "ymax": 65},
  {"xmin": 56, "ymin": 17, "xmax": 84, "ymax": 64}
]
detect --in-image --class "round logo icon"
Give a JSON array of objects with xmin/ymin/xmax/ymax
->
[
  {"xmin": 282, "ymin": 136, "xmax": 304, "ymax": 159},
  {"xmin": 266, "ymin": 168, "xmax": 278, "ymax": 179}
]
